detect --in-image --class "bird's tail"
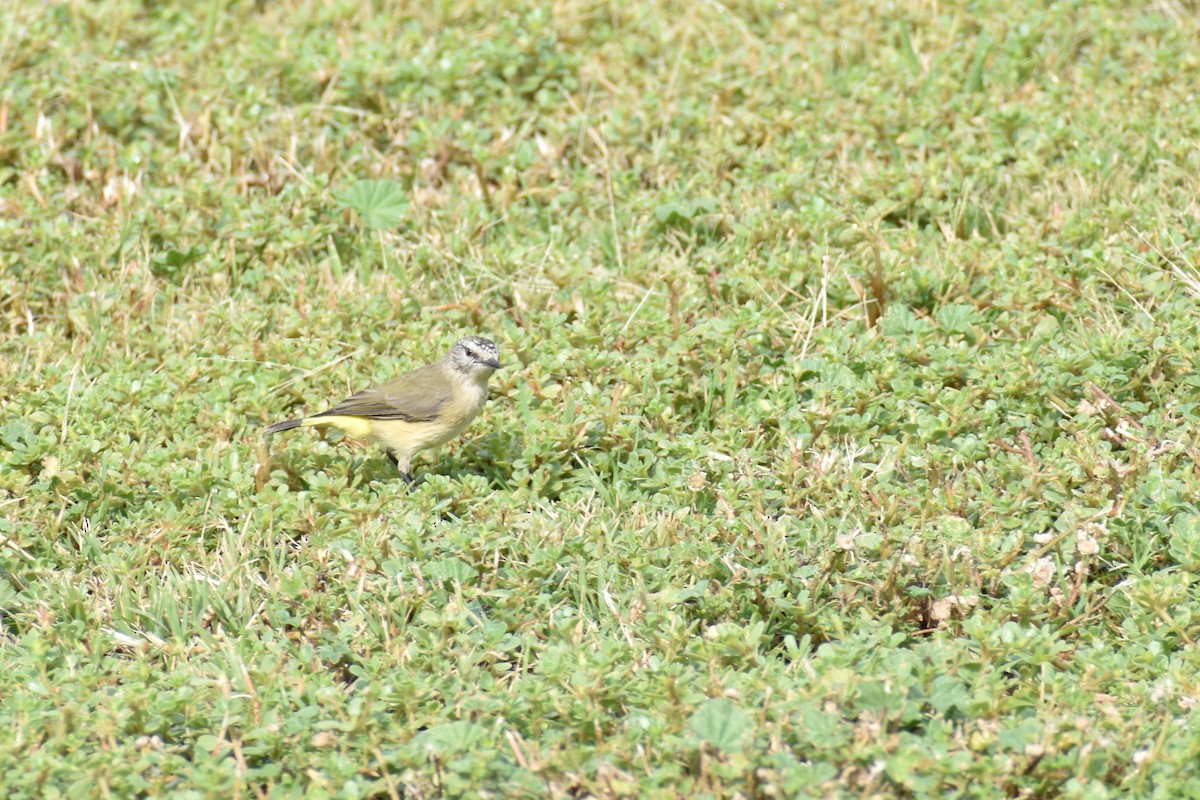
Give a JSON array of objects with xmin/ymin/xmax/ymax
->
[{"xmin": 265, "ymin": 418, "xmax": 305, "ymax": 435}]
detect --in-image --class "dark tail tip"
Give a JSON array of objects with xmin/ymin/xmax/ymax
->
[{"xmin": 265, "ymin": 419, "xmax": 303, "ymax": 435}]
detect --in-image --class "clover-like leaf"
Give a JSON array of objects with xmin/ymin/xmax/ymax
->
[
  {"xmin": 689, "ymin": 697, "xmax": 753, "ymax": 752},
  {"xmin": 412, "ymin": 721, "xmax": 487, "ymax": 755},
  {"xmin": 427, "ymin": 557, "xmax": 475, "ymax": 584},
  {"xmin": 336, "ymin": 179, "xmax": 409, "ymax": 229}
]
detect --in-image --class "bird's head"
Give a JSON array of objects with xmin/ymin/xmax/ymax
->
[{"xmin": 447, "ymin": 336, "xmax": 502, "ymax": 377}]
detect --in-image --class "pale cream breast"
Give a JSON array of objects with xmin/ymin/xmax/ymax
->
[{"xmin": 368, "ymin": 375, "xmax": 490, "ymax": 459}]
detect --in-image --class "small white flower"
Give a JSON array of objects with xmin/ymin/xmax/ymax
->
[{"xmin": 1028, "ymin": 556, "xmax": 1057, "ymax": 587}]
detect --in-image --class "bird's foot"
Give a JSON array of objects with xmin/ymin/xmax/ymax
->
[{"xmin": 386, "ymin": 452, "xmax": 414, "ymax": 486}]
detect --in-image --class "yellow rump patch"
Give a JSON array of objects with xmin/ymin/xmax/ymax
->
[{"xmin": 302, "ymin": 415, "xmax": 374, "ymax": 441}]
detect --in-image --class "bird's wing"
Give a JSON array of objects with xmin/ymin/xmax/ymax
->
[{"xmin": 313, "ymin": 366, "xmax": 452, "ymax": 423}]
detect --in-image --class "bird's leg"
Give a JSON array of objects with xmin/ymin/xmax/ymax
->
[{"xmin": 387, "ymin": 451, "xmax": 414, "ymax": 486}]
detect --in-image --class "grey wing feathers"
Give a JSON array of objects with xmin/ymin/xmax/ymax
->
[{"xmin": 312, "ymin": 366, "xmax": 450, "ymax": 423}]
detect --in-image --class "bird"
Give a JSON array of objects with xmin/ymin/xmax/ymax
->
[{"xmin": 265, "ymin": 336, "xmax": 502, "ymax": 484}]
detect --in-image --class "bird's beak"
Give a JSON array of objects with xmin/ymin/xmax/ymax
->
[{"xmin": 484, "ymin": 358, "xmax": 502, "ymax": 370}]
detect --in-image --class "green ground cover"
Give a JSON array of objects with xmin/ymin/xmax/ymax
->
[{"xmin": 3, "ymin": 1, "xmax": 1200, "ymax": 796}]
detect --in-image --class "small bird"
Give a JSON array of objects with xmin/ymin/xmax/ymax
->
[{"xmin": 266, "ymin": 336, "xmax": 502, "ymax": 484}]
